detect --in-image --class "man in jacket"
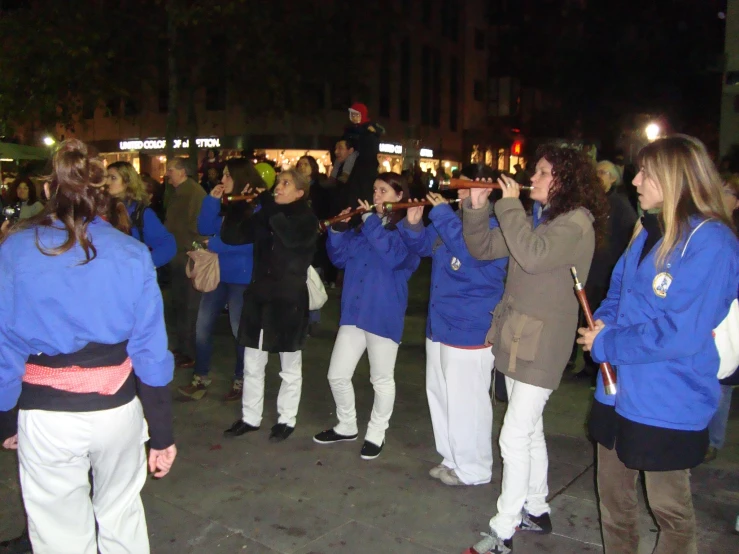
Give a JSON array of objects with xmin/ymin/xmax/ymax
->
[{"xmin": 164, "ymin": 157, "xmax": 206, "ymax": 368}]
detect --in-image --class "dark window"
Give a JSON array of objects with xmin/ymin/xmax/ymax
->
[
  {"xmin": 205, "ymin": 86, "xmax": 226, "ymax": 111},
  {"xmin": 81, "ymin": 99, "xmax": 95, "ymax": 120},
  {"xmin": 401, "ymin": 0, "xmax": 411, "ymax": 15},
  {"xmin": 449, "ymin": 56, "xmax": 458, "ymax": 131},
  {"xmin": 474, "ymin": 29, "xmax": 485, "ymax": 50},
  {"xmin": 441, "ymin": 0, "xmax": 459, "ymax": 41},
  {"xmin": 486, "ymin": 0, "xmax": 502, "ymax": 24},
  {"xmin": 158, "ymin": 86, "xmax": 168, "ymax": 113},
  {"xmin": 123, "ymin": 98, "xmax": 140, "ymax": 117},
  {"xmin": 379, "ymin": 46, "xmax": 391, "ymax": 118},
  {"xmin": 422, "ymin": 0, "xmax": 432, "ymax": 26},
  {"xmin": 421, "ymin": 46, "xmax": 431, "ymax": 125},
  {"xmin": 105, "ymin": 98, "xmax": 120, "ymax": 117},
  {"xmin": 474, "ymin": 80, "xmax": 484, "ymax": 102},
  {"xmin": 400, "ymin": 38, "xmax": 411, "ymax": 122},
  {"xmin": 431, "ymin": 50, "xmax": 441, "ymax": 128}
]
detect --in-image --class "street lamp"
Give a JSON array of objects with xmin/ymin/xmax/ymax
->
[
  {"xmin": 43, "ymin": 136, "xmax": 55, "ymax": 146},
  {"xmin": 645, "ymin": 123, "xmax": 660, "ymax": 142}
]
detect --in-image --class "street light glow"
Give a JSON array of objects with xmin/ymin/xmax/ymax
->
[
  {"xmin": 645, "ymin": 123, "xmax": 660, "ymax": 142},
  {"xmin": 43, "ymin": 136, "xmax": 55, "ymax": 146}
]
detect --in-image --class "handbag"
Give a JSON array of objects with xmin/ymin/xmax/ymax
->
[
  {"xmin": 307, "ymin": 265, "xmax": 328, "ymax": 310},
  {"xmin": 185, "ymin": 249, "xmax": 220, "ymax": 293},
  {"xmin": 680, "ymin": 220, "xmax": 739, "ymax": 379}
]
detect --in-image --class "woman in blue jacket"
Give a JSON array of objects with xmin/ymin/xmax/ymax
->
[
  {"xmin": 179, "ymin": 158, "xmax": 261, "ymax": 402},
  {"xmin": 313, "ymin": 172, "xmax": 419, "ymax": 460},
  {"xmin": 106, "ymin": 162, "xmax": 176, "ymax": 268},
  {"xmin": 399, "ymin": 164, "xmax": 507, "ymax": 486},
  {"xmin": 578, "ymin": 135, "xmax": 739, "ymax": 554}
]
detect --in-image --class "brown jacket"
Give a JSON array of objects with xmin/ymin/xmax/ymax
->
[
  {"xmin": 164, "ymin": 177, "xmax": 207, "ymax": 265},
  {"xmin": 463, "ymin": 197, "xmax": 595, "ymax": 390}
]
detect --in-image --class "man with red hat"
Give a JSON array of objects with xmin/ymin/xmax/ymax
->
[{"xmin": 342, "ymin": 102, "xmax": 384, "ymax": 205}]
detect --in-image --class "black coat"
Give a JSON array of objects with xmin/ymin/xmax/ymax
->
[
  {"xmin": 221, "ymin": 191, "xmax": 318, "ymax": 353},
  {"xmin": 343, "ymin": 122, "xmax": 382, "ymax": 204}
]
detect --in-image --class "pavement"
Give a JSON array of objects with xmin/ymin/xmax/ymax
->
[{"xmin": 1, "ymin": 260, "xmax": 738, "ymax": 553}]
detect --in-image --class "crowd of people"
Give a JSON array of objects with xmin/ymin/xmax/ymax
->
[{"xmin": 0, "ymin": 116, "xmax": 737, "ymax": 554}]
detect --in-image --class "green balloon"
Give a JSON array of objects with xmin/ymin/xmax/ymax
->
[{"xmin": 254, "ymin": 162, "xmax": 276, "ymax": 189}]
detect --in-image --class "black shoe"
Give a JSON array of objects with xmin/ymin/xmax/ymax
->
[
  {"xmin": 269, "ymin": 423, "xmax": 295, "ymax": 442},
  {"xmin": 313, "ymin": 429, "xmax": 359, "ymax": 444},
  {"xmin": 360, "ymin": 440, "xmax": 384, "ymax": 460},
  {"xmin": 0, "ymin": 529, "xmax": 32, "ymax": 554},
  {"xmin": 517, "ymin": 511, "xmax": 552, "ymax": 534},
  {"xmin": 223, "ymin": 419, "xmax": 260, "ymax": 437}
]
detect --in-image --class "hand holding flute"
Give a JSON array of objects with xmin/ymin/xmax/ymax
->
[{"xmin": 573, "ymin": 267, "xmax": 617, "ymax": 395}]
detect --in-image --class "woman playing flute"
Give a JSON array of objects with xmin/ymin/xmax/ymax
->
[
  {"xmin": 313, "ymin": 173, "xmax": 420, "ymax": 460},
  {"xmin": 462, "ymin": 146, "xmax": 609, "ymax": 554},
  {"xmin": 578, "ymin": 135, "xmax": 739, "ymax": 554},
  {"xmin": 398, "ymin": 164, "xmax": 507, "ymax": 487}
]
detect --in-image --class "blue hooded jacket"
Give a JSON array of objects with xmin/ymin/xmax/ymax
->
[{"xmin": 197, "ymin": 196, "xmax": 253, "ymax": 285}]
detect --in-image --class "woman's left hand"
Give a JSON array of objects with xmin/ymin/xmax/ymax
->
[
  {"xmin": 357, "ymin": 199, "xmax": 373, "ymax": 213},
  {"xmin": 426, "ymin": 192, "xmax": 447, "ymax": 207},
  {"xmin": 577, "ymin": 321, "xmax": 605, "ymax": 352},
  {"xmin": 2, "ymin": 435, "xmax": 18, "ymax": 450},
  {"xmin": 498, "ymin": 174, "xmax": 521, "ymax": 199}
]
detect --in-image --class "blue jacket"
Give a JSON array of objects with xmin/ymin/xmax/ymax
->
[
  {"xmin": 126, "ymin": 201, "xmax": 176, "ymax": 268},
  {"xmin": 592, "ymin": 218, "xmax": 739, "ymax": 431},
  {"xmin": 197, "ymin": 196, "xmax": 253, "ymax": 285},
  {"xmin": 0, "ymin": 219, "xmax": 174, "ymax": 412},
  {"xmin": 327, "ymin": 214, "xmax": 420, "ymax": 342},
  {"xmin": 399, "ymin": 204, "xmax": 507, "ymax": 346}
]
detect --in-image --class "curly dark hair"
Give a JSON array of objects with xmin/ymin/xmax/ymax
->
[{"xmin": 535, "ymin": 145, "xmax": 609, "ymax": 248}]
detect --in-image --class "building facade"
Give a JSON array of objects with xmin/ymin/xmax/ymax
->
[{"xmin": 720, "ymin": 0, "xmax": 739, "ymax": 158}]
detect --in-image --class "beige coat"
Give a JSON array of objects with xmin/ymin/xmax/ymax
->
[{"xmin": 463, "ymin": 197, "xmax": 595, "ymax": 390}]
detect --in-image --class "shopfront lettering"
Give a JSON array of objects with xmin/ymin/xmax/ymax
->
[
  {"xmin": 420, "ymin": 148, "xmax": 434, "ymax": 158},
  {"xmin": 119, "ymin": 137, "xmax": 221, "ymax": 151},
  {"xmin": 379, "ymin": 142, "xmax": 403, "ymax": 155}
]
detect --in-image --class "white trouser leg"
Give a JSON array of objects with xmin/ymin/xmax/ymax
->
[
  {"xmin": 241, "ymin": 330, "xmax": 269, "ymax": 426},
  {"xmin": 328, "ymin": 325, "xmax": 367, "ymax": 436},
  {"xmin": 277, "ymin": 350, "xmax": 303, "ymax": 427},
  {"xmin": 425, "ymin": 339, "xmax": 455, "ymax": 469},
  {"xmin": 489, "ymin": 376, "xmax": 552, "ymax": 540},
  {"xmin": 18, "ymin": 399, "xmax": 150, "ymax": 554},
  {"xmin": 441, "ymin": 344, "xmax": 494, "ymax": 485},
  {"xmin": 364, "ymin": 331, "xmax": 399, "ymax": 446}
]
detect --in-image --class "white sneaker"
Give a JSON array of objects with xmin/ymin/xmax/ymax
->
[
  {"xmin": 429, "ymin": 464, "xmax": 447, "ymax": 479},
  {"xmin": 439, "ymin": 468, "xmax": 466, "ymax": 486}
]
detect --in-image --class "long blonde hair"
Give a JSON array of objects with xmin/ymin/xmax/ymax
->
[
  {"xmin": 107, "ymin": 161, "xmax": 149, "ymax": 206},
  {"xmin": 635, "ymin": 135, "xmax": 734, "ymax": 268}
]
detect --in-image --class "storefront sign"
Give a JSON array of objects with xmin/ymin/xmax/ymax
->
[
  {"xmin": 420, "ymin": 148, "xmax": 434, "ymax": 158},
  {"xmin": 379, "ymin": 142, "xmax": 403, "ymax": 155},
  {"xmin": 119, "ymin": 137, "xmax": 221, "ymax": 151}
]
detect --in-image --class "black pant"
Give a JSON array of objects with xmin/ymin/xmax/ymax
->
[{"xmin": 168, "ymin": 261, "xmax": 201, "ymax": 359}]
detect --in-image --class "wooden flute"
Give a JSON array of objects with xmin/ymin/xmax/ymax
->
[
  {"xmin": 318, "ymin": 206, "xmax": 375, "ymax": 232},
  {"xmin": 222, "ymin": 193, "xmax": 259, "ymax": 204},
  {"xmin": 440, "ymin": 178, "xmax": 533, "ymax": 192},
  {"xmin": 571, "ymin": 266, "xmax": 617, "ymax": 395},
  {"xmin": 381, "ymin": 199, "xmax": 462, "ymax": 212}
]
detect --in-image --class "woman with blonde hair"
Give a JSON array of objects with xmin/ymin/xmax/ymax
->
[
  {"xmin": 106, "ymin": 161, "xmax": 176, "ymax": 267},
  {"xmin": 579, "ymin": 135, "xmax": 738, "ymax": 554}
]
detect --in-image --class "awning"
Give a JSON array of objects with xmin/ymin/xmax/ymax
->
[{"xmin": 0, "ymin": 142, "xmax": 50, "ymax": 161}]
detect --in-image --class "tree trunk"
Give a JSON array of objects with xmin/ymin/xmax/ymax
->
[{"xmin": 164, "ymin": 0, "xmax": 178, "ymax": 209}]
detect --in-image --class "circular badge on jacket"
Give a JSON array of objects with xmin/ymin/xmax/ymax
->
[
  {"xmin": 652, "ymin": 272, "xmax": 672, "ymax": 298},
  {"xmin": 450, "ymin": 257, "xmax": 461, "ymax": 271}
]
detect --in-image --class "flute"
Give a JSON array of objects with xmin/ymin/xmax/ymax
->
[
  {"xmin": 439, "ymin": 178, "xmax": 533, "ymax": 192},
  {"xmin": 382, "ymin": 198, "xmax": 462, "ymax": 212},
  {"xmin": 318, "ymin": 205, "xmax": 377, "ymax": 233},
  {"xmin": 571, "ymin": 266, "xmax": 617, "ymax": 395},
  {"xmin": 222, "ymin": 193, "xmax": 259, "ymax": 204}
]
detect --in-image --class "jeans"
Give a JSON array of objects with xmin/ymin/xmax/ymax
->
[
  {"xmin": 708, "ymin": 384, "xmax": 733, "ymax": 449},
  {"xmin": 309, "ymin": 310, "xmax": 321, "ymax": 324},
  {"xmin": 597, "ymin": 443, "xmax": 696, "ymax": 554},
  {"xmin": 194, "ymin": 282, "xmax": 247, "ymax": 380}
]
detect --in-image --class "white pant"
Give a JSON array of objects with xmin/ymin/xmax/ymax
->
[
  {"xmin": 489, "ymin": 376, "xmax": 553, "ymax": 540},
  {"xmin": 426, "ymin": 340, "xmax": 494, "ymax": 485},
  {"xmin": 242, "ymin": 330, "xmax": 303, "ymax": 427},
  {"xmin": 328, "ymin": 325, "xmax": 399, "ymax": 446},
  {"xmin": 18, "ymin": 398, "xmax": 150, "ymax": 554}
]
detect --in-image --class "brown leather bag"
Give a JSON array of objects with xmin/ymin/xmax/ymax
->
[{"xmin": 185, "ymin": 249, "xmax": 220, "ymax": 293}]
